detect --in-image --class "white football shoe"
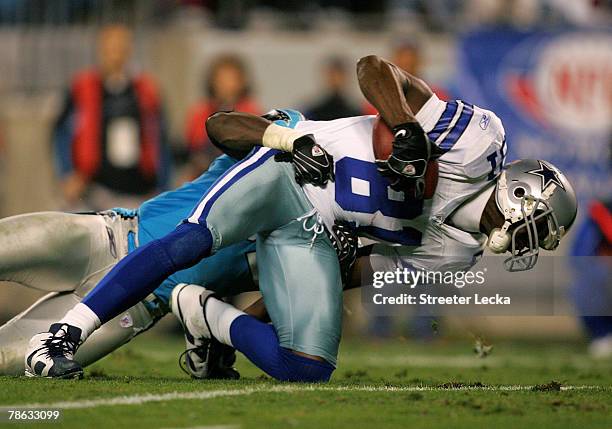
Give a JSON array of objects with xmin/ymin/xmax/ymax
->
[
  {"xmin": 25, "ymin": 323, "xmax": 83, "ymax": 379},
  {"xmin": 171, "ymin": 284, "xmax": 239, "ymax": 380}
]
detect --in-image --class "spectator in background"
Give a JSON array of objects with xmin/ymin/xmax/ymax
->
[
  {"xmin": 184, "ymin": 54, "xmax": 261, "ymax": 178},
  {"xmin": 305, "ymin": 56, "xmax": 361, "ymax": 121},
  {"xmin": 52, "ymin": 24, "xmax": 170, "ymax": 211},
  {"xmin": 363, "ymin": 40, "xmax": 450, "ymax": 115}
]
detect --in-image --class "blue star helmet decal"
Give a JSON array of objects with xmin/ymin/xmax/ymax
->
[{"xmin": 526, "ymin": 160, "xmax": 566, "ymax": 192}]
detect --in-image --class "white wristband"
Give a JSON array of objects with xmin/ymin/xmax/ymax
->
[{"xmin": 262, "ymin": 123, "xmax": 304, "ymax": 152}]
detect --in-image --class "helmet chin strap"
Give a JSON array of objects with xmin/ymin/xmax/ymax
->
[
  {"xmin": 488, "ymin": 220, "xmax": 511, "ymax": 253},
  {"xmin": 487, "ymin": 171, "xmax": 515, "ymax": 253}
]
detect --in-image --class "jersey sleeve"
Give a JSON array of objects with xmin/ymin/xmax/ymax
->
[
  {"xmin": 415, "ymin": 93, "xmax": 448, "ymax": 132},
  {"xmin": 416, "ymin": 94, "xmax": 506, "ymax": 181}
]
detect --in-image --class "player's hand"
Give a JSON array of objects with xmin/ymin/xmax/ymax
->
[
  {"xmin": 376, "ymin": 158, "xmax": 427, "ymax": 198},
  {"xmin": 375, "ymin": 159, "xmax": 403, "ymax": 189},
  {"xmin": 387, "ymin": 122, "xmax": 443, "ymax": 179},
  {"xmin": 275, "ymin": 134, "xmax": 335, "ymax": 187}
]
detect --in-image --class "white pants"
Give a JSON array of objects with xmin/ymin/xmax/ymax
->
[{"xmin": 0, "ymin": 212, "xmax": 156, "ymax": 375}]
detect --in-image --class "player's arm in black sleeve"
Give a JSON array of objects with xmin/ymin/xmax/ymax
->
[{"xmin": 206, "ymin": 111, "xmax": 334, "ymax": 187}]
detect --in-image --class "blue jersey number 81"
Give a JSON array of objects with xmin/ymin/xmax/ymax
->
[{"xmin": 334, "ymin": 157, "xmax": 424, "ymax": 245}]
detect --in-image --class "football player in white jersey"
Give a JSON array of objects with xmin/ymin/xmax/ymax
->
[{"xmin": 26, "ymin": 55, "xmax": 577, "ymax": 383}]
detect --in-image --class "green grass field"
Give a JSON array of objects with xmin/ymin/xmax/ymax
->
[{"xmin": 1, "ymin": 334, "xmax": 611, "ymax": 428}]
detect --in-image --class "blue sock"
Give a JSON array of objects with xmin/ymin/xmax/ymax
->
[
  {"xmin": 84, "ymin": 223, "xmax": 212, "ymax": 323},
  {"xmin": 229, "ymin": 314, "xmax": 334, "ymax": 382}
]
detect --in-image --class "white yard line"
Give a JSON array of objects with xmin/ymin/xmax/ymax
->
[{"xmin": 2, "ymin": 384, "xmax": 607, "ymax": 410}]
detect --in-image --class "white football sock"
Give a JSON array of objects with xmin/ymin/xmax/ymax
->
[
  {"xmin": 58, "ymin": 303, "xmax": 101, "ymax": 342},
  {"xmin": 204, "ymin": 297, "xmax": 245, "ymax": 347}
]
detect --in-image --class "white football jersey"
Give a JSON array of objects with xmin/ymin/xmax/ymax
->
[{"xmin": 296, "ymin": 94, "xmax": 507, "ymax": 272}]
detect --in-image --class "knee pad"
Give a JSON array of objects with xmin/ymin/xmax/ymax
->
[{"xmin": 160, "ymin": 223, "xmax": 213, "ymax": 270}]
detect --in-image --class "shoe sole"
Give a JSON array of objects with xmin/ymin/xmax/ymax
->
[{"xmin": 25, "ymin": 368, "xmax": 84, "ymax": 379}]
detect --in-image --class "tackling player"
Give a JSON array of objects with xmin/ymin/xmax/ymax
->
[
  {"xmin": 0, "ymin": 155, "xmax": 254, "ymax": 376},
  {"xmin": 26, "ymin": 55, "xmax": 578, "ymax": 383}
]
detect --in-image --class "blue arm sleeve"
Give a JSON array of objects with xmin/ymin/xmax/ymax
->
[{"xmin": 83, "ymin": 223, "xmax": 212, "ymax": 323}]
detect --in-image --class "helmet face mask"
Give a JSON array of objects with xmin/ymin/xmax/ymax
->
[
  {"xmin": 491, "ymin": 159, "xmax": 577, "ymax": 272},
  {"xmin": 505, "ymin": 196, "xmax": 561, "ymax": 272}
]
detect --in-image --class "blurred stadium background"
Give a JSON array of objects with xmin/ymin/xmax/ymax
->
[{"xmin": 0, "ymin": 0, "xmax": 610, "ymax": 345}]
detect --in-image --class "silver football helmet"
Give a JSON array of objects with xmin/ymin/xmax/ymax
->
[{"xmin": 488, "ymin": 159, "xmax": 577, "ymax": 272}]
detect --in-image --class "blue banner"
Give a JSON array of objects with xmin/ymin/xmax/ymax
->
[{"xmin": 456, "ymin": 29, "xmax": 612, "ymax": 204}]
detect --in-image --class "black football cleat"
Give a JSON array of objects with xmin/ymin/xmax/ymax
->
[
  {"xmin": 180, "ymin": 338, "xmax": 240, "ymax": 380},
  {"xmin": 25, "ymin": 323, "xmax": 83, "ymax": 379}
]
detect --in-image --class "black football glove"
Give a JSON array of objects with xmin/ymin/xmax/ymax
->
[
  {"xmin": 376, "ymin": 122, "xmax": 444, "ymax": 198},
  {"xmin": 327, "ymin": 220, "xmax": 358, "ymax": 285},
  {"xmin": 386, "ymin": 122, "xmax": 444, "ymax": 179},
  {"xmin": 275, "ymin": 134, "xmax": 334, "ymax": 187},
  {"xmin": 376, "ymin": 158, "xmax": 427, "ymax": 198}
]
